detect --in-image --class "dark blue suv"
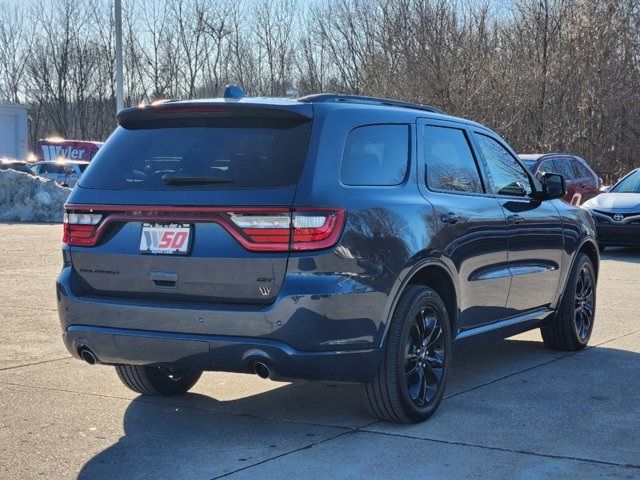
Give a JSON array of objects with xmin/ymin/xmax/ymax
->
[{"xmin": 57, "ymin": 90, "xmax": 599, "ymax": 423}]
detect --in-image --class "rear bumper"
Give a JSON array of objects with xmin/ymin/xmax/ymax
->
[
  {"xmin": 63, "ymin": 324, "xmax": 381, "ymax": 382},
  {"xmin": 57, "ymin": 266, "xmax": 385, "ymax": 382},
  {"xmin": 595, "ymin": 223, "xmax": 640, "ymax": 246}
]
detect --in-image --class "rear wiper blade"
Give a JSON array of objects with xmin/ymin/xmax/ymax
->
[{"xmin": 162, "ymin": 175, "xmax": 234, "ymax": 185}]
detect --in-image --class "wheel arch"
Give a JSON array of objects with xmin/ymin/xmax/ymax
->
[
  {"xmin": 578, "ymin": 238, "xmax": 600, "ymax": 279},
  {"xmin": 553, "ymin": 237, "xmax": 600, "ymax": 310},
  {"xmin": 379, "ymin": 260, "xmax": 459, "ymax": 348}
]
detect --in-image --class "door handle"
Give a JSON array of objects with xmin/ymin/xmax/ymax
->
[
  {"xmin": 507, "ymin": 214, "xmax": 524, "ymax": 224},
  {"xmin": 441, "ymin": 212, "xmax": 461, "ymax": 224}
]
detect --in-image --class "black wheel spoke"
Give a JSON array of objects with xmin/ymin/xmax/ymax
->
[
  {"xmin": 574, "ymin": 265, "xmax": 595, "ymax": 342},
  {"xmin": 404, "ymin": 304, "xmax": 447, "ymax": 409}
]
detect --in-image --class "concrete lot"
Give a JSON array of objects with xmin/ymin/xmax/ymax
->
[{"xmin": 0, "ymin": 223, "xmax": 638, "ymax": 479}]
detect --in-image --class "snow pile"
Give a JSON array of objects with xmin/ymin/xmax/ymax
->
[{"xmin": 0, "ymin": 169, "xmax": 71, "ymax": 222}]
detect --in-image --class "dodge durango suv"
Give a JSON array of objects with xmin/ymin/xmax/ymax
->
[{"xmin": 57, "ymin": 89, "xmax": 599, "ymax": 423}]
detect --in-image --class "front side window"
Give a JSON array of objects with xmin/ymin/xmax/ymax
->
[
  {"xmin": 341, "ymin": 124, "xmax": 409, "ymax": 186},
  {"xmin": 539, "ymin": 159, "xmax": 556, "ymax": 174},
  {"xmin": 475, "ymin": 134, "xmax": 532, "ymax": 197},
  {"xmin": 424, "ymin": 125, "xmax": 483, "ymax": 193}
]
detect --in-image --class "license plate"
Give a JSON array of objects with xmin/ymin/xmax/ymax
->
[{"xmin": 140, "ymin": 223, "xmax": 192, "ymax": 255}]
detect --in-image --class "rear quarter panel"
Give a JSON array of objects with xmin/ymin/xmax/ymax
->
[{"xmin": 291, "ymin": 106, "xmax": 444, "ymax": 349}]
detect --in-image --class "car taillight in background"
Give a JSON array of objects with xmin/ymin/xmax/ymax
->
[{"xmin": 63, "ymin": 212, "xmax": 103, "ymax": 246}]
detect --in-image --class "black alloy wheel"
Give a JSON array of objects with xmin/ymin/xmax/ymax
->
[
  {"xmin": 541, "ymin": 253, "xmax": 596, "ymax": 351},
  {"xmin": 365, "ymin": 285, "xmax": 451, "ymax": 423},
  {"xmin": 574, "ymin": 264, "xmax": 595, "ymax": 342},
  {"xmin": 404, "ymin": 305, "xmax": 445, "ymax": 407}
]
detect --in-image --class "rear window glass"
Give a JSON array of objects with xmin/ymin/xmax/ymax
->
[
  {"xmin": 340, "ymin": 124, "xmax": 409, "ymax": 186},
  {"xmin": 79, "ymin": 117, "xmax": 311, "ymax": 190}
]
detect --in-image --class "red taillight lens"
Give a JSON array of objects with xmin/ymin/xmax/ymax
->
[
  {"xmin": 291, "ymin": 211, "xmax": 345, "ymax": 251},
  {"xmin": 62, "ymin": 212, "xmax": 103, "ymax": 246},
  {"xmin": 228, "ymin": 209, "xmax": 345, "ymax": 252}
]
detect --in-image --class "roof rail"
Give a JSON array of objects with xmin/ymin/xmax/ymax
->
[{"xmin": 297, "ymin": 93, "xmax": 444, "ymax": 114}]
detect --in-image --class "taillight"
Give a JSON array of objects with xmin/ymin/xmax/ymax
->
[
  {"xmin": 62, "ymin": 212, "xmax": 103, "ymax": 246},
  {"xmin": 61, "ymin": 206, "xmax": 345, "ymax": 252},
  {"xmin": 228, "ymin": 209, "xmax": 345, "ymax": 252}
]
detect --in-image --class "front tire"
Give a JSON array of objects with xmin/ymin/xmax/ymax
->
[
  {"xmin": 365, "ymin": 285, "xmax": 452, "ymax": 423},
  {"xmin": 541, "ymin": 253, "xmax": 596, "ymax": 351},
  {"xmin": 115, "ymin": 364, "xmax": 202, "ymax": 396}
]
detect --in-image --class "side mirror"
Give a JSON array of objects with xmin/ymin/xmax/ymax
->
[{"xmin": 539, "ymin": 172, "xmax": 566, "ymax": 200}]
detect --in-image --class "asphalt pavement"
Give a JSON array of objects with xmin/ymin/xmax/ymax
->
[{"xmin": 0, "ymin": 223, "xmax": 638, "ymax": 479}]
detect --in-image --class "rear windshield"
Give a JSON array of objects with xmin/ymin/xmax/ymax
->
[{"xmin": 79, "ymin": 117, "xmax": 311, "ymax": 190}]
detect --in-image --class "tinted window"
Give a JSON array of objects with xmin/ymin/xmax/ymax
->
[
  {"xmin": 475, "ymin": 134, "xmax": 532, "ymax": 197},
  {"xmin": 39, "ymin": 164, "xmax": 67, "ymax": 174},
  {"xmin": 553, "ymin": 158, "xmax": 577, "ymax": 180},
  {"xmin": 341, "ymin": 124, "xmax": 409, "ymax": 186},
  {"xmin": 424, "ymin": 126, "xmax": 483, "ymax": 193},
  {"xmin": 539, "ymin": 159, "xmax": 557, "ymax": 174},
  {"xmin": 80, "ymin": 117, "xmax": 311, "ymax": 190},
  {"xmin": 572, "ymin": 158, "xmax": 591, "ymax": 178}
]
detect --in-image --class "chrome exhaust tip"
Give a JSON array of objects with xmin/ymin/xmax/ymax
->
[
  {"xmin": 78, "ymin": 347, "xmax": 97, "ymax": 365},
  {"xmin": 253, "ymin": 361, "xmax": 271, "ymax": 379}
]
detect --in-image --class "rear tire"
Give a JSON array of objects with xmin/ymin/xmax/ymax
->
[
  {"xmin": 115, "ymin": 364, "xmax": 202, "ymax": 396},
  {"xmin": 541, "ymin": 253, "xmax": 596, "ymax": 351},
  {"xmin": 364, "ymin": 285, "xmax": 452, "ymax": 423}
]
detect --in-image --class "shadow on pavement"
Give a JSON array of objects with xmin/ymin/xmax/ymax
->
[{"xmin": 77, "ymin": 336, "xmax": 639, "ymax": 479}]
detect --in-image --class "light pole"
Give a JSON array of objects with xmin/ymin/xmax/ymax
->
[{"xmin": 115, "ymin": 0, "xmax": 124, "ymax": 113}]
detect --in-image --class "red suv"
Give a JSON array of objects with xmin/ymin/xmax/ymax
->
[{"xmin": 519, "ymin": 154, "xmax": 602, "ymax": 205}]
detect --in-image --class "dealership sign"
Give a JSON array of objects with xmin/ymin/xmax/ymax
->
[{"xmin": 36, "ymin": 138, "xmax": 104, "ymax": 162}]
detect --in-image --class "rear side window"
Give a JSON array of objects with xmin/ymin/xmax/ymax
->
[
  {"xmin": 572, "ymin": 158, "xmax": 591, "ymax": 178},
  {"xmin": 424, "ymin": 125, "xmax": 483, "ymax": 193},
  {"xmin": 553, "ymin": 158, "xmax": 577, "ymax": 180},
  {"xmin": 340, "ymin": 124, "xmax": 409, "ymax": 186},
  {"xmin": 79, "ymin": 117, "xmax": 311, "ymax": 190}
]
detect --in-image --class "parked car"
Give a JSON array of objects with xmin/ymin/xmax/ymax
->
[
  {"xmin": 519, "ymin": 153, "xmax": 602, "ymax": 205},
  {"xmin": 57, "ymin": 88, "xmax": 599, "ymax": 423},
  {"xmin": 31, "ymin": 160, "xmax": 89, "ymax": 187},
  {"xmin": 0, "ymin": 158, "xmax": 34, "ymax": 175},
  {"xmin": 36, "ymin": 138, "xmax": 103, "ymax": 162},
  {"xmin": 581, "ymin": 168, "xmax": 640, "ymax": 250}
]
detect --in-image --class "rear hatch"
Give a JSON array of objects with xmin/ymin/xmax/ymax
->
[{"xmin": 64, "ymin": 101, "xmax": 317, "ymax": 305}]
